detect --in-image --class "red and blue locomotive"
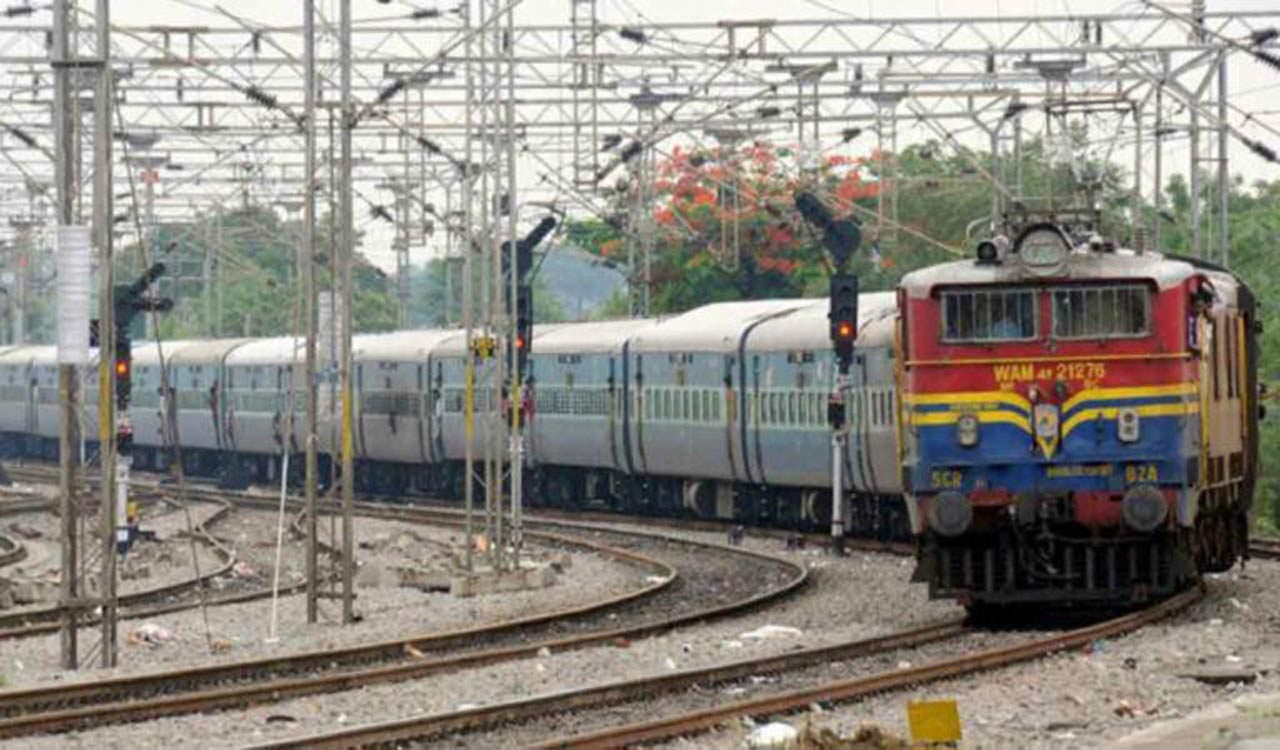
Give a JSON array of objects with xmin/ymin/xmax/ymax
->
[{"xmin": 898, "ymin": 221, "xmax": 1260, "ymax": 607}]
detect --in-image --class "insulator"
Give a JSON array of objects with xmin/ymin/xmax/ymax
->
[
  {"xmin": 1250, "ymin": 28, "xmax": 1279, "ymax": 46},
  {"xmin": 1246, "ymin": 138, "xmax": 1278, "ymax": 164},
  {"xmin": 619, "ymin": 141, "xmax": 643, "ymax": 164},
  {"xmin": 243, "ymin": 85, "xmax": 279, "ymax": 110},
  {"xmin": 376, "ymin": 77, "xmax": 407, "ymax": 105},
  {"xmin": 1254, "ymin": 50, "xmax": 1280, "ymax": 72},
  {"xmin": 619, "ymin": 27, "xmax": 646, "ymax": 44},
  {"xmin": 4, "ymin": 124, "xmax": 36, "ymax": 149}
]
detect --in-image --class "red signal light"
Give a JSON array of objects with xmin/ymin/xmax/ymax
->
[{"xmin": 515, "ymin": 336, "xmax": 526, "ymax": 350}]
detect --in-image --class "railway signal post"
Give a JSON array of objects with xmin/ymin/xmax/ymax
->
[
  {"xmin": 110, "ymin": 264, "xmax": 173, "ymax": 556},
  {"xmin": 796, "ymin": 192, "xmax": 862, "ymax": 556},
  {"xmin": 505, "ymin": 216, "xmax": 555, "ymax": 565}
]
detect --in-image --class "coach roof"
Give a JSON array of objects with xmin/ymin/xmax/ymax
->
[{"xmin": 631, "ymin": 299, "xmax": 811, "ymax": 354}]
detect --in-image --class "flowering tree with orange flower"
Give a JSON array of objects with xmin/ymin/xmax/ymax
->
[
  {"xmin": 576, "ymin": 141, "xmax": 889, "ymax": 314},
  {"xmin": 568, "ymin": 139, "xmax": 1000, "ymax": 315}
]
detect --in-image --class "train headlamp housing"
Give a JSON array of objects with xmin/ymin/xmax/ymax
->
[
  {"xmin": 1013, "ymin": 222, "xmax": 1072, "ymax": 277},
  {"xmin": 1117, "ymin": 408, "xmax": 1140, "ymax": 443},
  {"xmin": 956, "ymin": 412, "xmax": 980, "ymax": 447}
]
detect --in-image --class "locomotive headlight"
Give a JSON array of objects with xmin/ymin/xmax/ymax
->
[
  {"xmin": 1117, "ymin": 408, "xmax": 1140, "ymax": 443},
  {"xmin": 1122, "ymin": 485, "xmax": 1168, "ymax": 532},
  {"xmin": 1013, "ymin": 223, "xmax": 1072, "ymax": 276},
  {"xmin": 929, "ymin": 491, "xmax": 972, "ymax": 537},
  {"xmin": 956, "ymin": 412, "xmax": 980, "ymax": 447}
]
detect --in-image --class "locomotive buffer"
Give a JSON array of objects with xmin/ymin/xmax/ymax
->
[{"xmin": 796, "ymin": 192, "xmax": 861, "ymax": 556}]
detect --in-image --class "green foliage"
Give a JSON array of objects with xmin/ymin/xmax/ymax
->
[
  {"xmin": 406, "ymin": 257, "xmax": 565, "ymax": 329},
  {"xmin": 129, "ymin": 206, "xmax": 400, "ymax": 338}
]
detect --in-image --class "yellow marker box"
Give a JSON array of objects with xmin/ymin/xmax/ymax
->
[{"xmin": 907, "ymin": 699, "xmax": 961, "ymax": 747}]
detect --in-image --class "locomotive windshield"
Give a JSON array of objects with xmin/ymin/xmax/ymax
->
[
  {"xmin": 939, "ymin": 284, "xmax": 1152, "ymax": 344},
  {"xmin": 940, "ymin": 288, "xmax": 1037, "ymax": 343},
  {"xmin": 1050, "ymin": 284, "xmax": 1150, "ymax": 339}
]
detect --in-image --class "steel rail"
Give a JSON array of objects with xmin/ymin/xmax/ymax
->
[
  {"xmin": 0, "ymin": 523, "xmax": 680, "ymax": 727},
  {"xmin": 253, "ymin": 586, "xmax": 1201, "ymax": 750},
  {"xmin": 244, "ymin": 618, "xmax": 971, "ymax": 750},
  {"xmin": 533, "ymin": 585, "xmax": 1205, "ymax": 750},
  {"xmin": 0, "ymin": 495, "xmax": 238, "ymax": 634},
  {"xmin": 0, "ymin": 488, "xmax": 809, "ymax": 738},
  {"xmin": 0, "ymin": 532, "xmax": 27, "ymax": 568}
]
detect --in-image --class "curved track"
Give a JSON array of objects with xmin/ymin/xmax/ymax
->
[
  {"xmin": 0, "ymin": 500, "xmax": 806, "ymax": 740},
  {"xmin": 0, "ymin": 495, "xmax": 238, "ymax": 638},
  {"xmin": 244, "ymin": 586, "xmax": 1203, "ymax": 750}
]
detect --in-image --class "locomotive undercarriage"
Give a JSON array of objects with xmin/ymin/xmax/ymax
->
[
  {"xmin": 921, "ymin": 531, "xmax": 1195, "ymax": 606},
  {"xmin": 918, "ymin": 486, "xmax": 1251, "ymax": 607}
]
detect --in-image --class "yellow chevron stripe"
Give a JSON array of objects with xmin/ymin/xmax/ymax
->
[
  {"xmin": 1061, "ymin": 382, "xmax": 1197, "ymax": 413},
  {"xmin": 1060, "ymin": 402, "xmax": 1199, "ymax": 437},
  {"xmin": 905, "ymin": 390, "xmax": 1032, "ymax": 411},
  {"xmin": 911, "ymin": 410, "xmax": 1032, "ymax": 432}
]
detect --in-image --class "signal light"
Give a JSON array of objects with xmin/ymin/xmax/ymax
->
[
  {"xmin": 829, "ymin": 272, "xmax": 858, "ymax": 374},
  {"xmin": 115, "ymin": 359, "xmax": 129, "ymax": 377}
]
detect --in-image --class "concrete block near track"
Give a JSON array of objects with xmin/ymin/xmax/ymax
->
[
  {"xmin": 10, "ymin": 580, "xmax": 54, "ymax": 604},
  {"xmin": 450, "ymin": 562, "xmax": 559, "ymax": 598},
  {"xmin": 396, "ymin": 566, "xmax": 453, "ymax": 592}
]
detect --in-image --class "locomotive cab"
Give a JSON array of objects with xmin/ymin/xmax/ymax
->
[{"xmin": 898, "ymin": 223, "xmax": 1257, "ymax": 607}]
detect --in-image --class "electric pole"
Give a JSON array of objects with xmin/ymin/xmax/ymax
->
[
  {"xmin": 302, "ymin": 0, "xmax": 320, "ymax": 626},
  {"xmin": 338, "ymin": 0, "xmax": 356, "ymax": 624}
]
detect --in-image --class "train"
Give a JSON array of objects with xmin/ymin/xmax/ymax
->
[
  {"xmin": 900, "ymin": 223, "xmax": 1261, "ymax": 608},
  {"xmin": 0, "ymin": 293, "xmax": 909, "ymax": 540},
  {"xmin": 0, "ymin": 223, "xmax": 1260, "ymax": 609}
]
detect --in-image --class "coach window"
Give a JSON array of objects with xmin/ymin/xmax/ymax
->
[{"xmin": 942, "ymin": 288, "xmax": 1038, "ymax": 343}]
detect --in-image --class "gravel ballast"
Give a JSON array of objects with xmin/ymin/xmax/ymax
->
[
  {"xmin": 7, "ymin": 530, "xmax": 950, "ymax": 749},
  {"xmin": 654, "ymin": 560, "xmax": 1280, "ymax": 750},
  {"xmin": 0, "ymin": 510, "xmax": 645, "ymax": 688}
]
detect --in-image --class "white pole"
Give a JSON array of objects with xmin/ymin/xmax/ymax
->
[
  {"xmin": 831, "ymin": 376, "xmax": 847, "ymax": 556},
  {"xmin": 267, "ymin": 450, "xmax": 290, "ymax": 643}
]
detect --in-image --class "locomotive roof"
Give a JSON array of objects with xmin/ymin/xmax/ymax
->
[
  {"xmin": 533, "ymin": 318, "xmax": 658, "ymax": 354},
  {"xmin": 745, "ymin": 293, "xmax": 898, "ymax": 352},
  {"xmin": 899, "ymin": 249, "xmax": 1204, "ymax": 298},
  {"xmin": 631, "ymin": 299, "xmax": 813, "ymax": 354}
]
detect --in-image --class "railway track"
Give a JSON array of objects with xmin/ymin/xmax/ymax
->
[
  {"xmin": 245, "ymin": 585, "xmax": 1204, "ymax": 750},
  {"xmin": 1249, "ymin": 537, "xmax": 1280, "ymax": 561},
  {"xmin": 3, "ymin": 461, "xmax": 912, "ymax": 557},
  {"xmin": 0, "ymin": 500, "xmax": 806, "ymax": 739},
  {"xmin": 0, "ymin": 494, "xmax": 239, "ymax": 638}
]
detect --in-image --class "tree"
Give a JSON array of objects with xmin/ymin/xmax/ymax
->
[
  {"xmin": 406, "ymin": 257, "xmax": 565, "ymax": 329},
  {"xmin": 132, "ymin": 205, "xmax": 401, "ymax": 338}
]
